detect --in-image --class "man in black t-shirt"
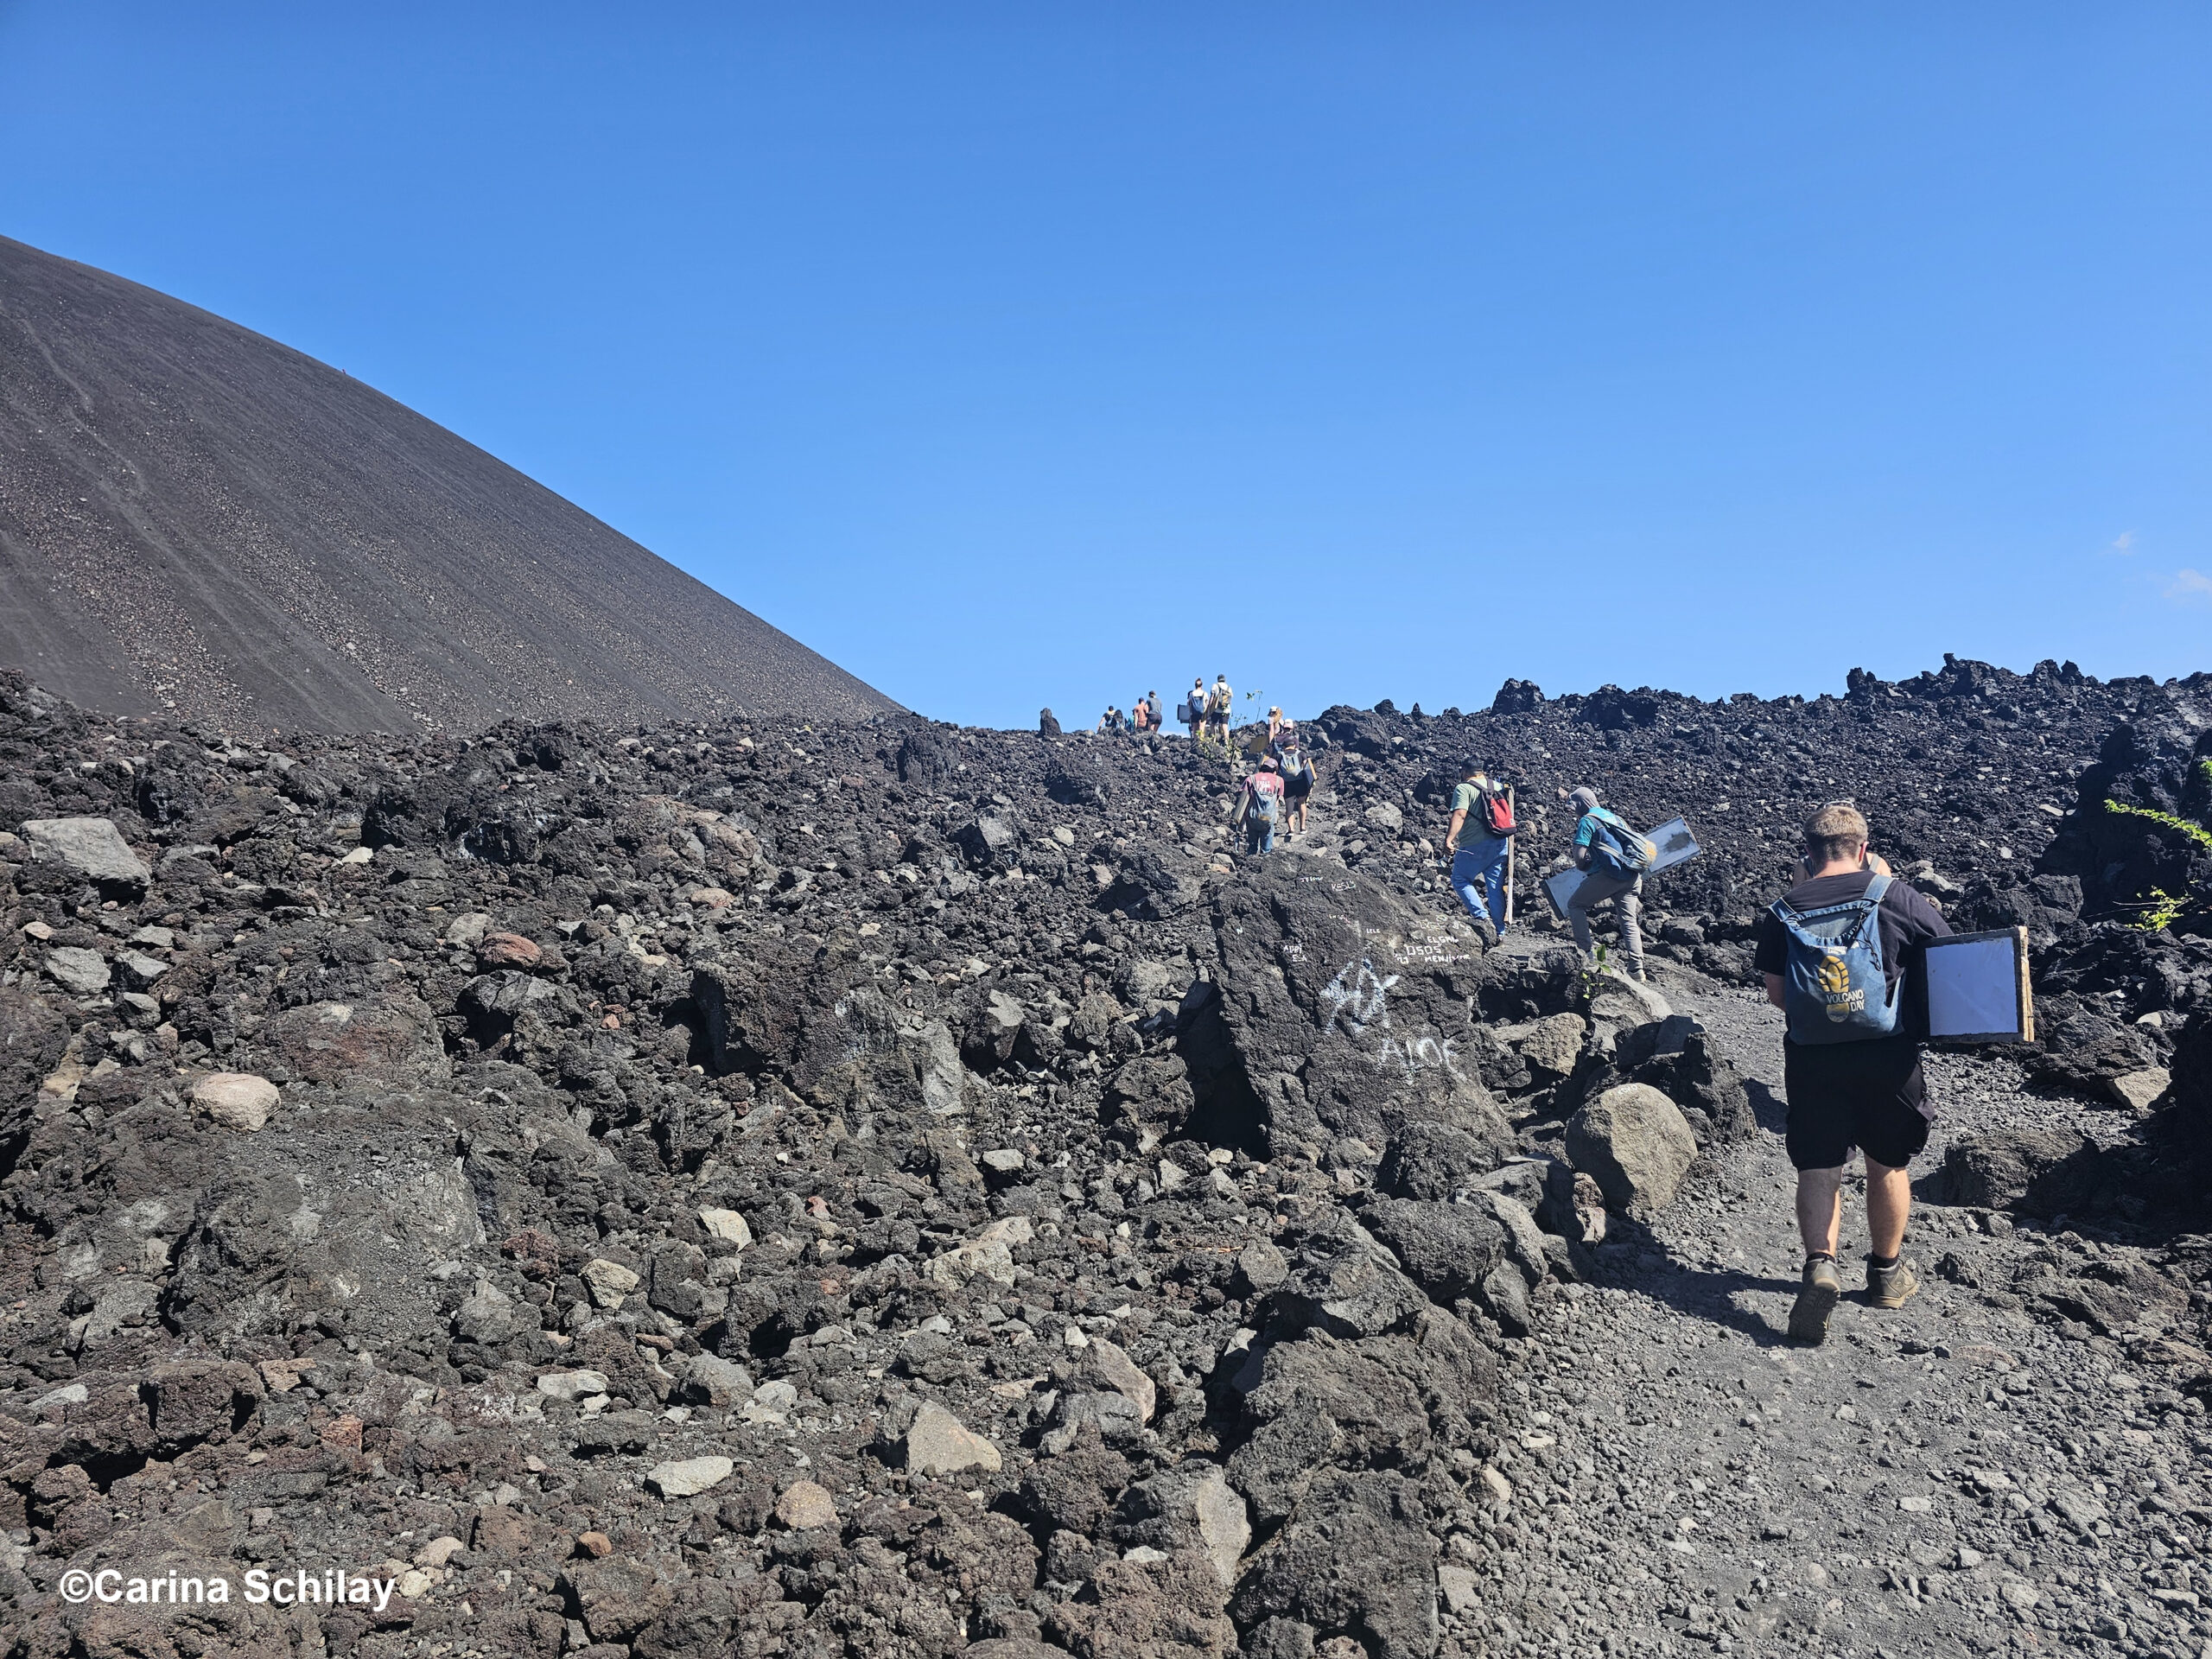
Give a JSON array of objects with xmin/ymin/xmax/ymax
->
[{"xmin": 1753, "ymin": 802, "xmax": 1951, "ymax": 1344}]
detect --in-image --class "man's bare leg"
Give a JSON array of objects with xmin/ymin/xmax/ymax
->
[
  {"xmin": 1866, "ymin": 1158, "xmax": 1910, "ymax": 1259},
  {"xmin": 1795, "ymin": 1166, "xmax": 1844, "ymax": 1258}
]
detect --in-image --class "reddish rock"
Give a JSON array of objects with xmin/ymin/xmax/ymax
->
[{"xmin": 477, "ymin": 931, "xmax": 543, "ymax": 969}]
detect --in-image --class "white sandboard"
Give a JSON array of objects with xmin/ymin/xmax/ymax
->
[
  {"xmin": 1543, "ymin": 867, "xmax": 1587, "ymax": 918},
  {"xmin": 1646, "ymin": 817, "xmax": 1700, "ymax": 874},
  {"xmin": 1926, "ymin": 926, "xmax": 2035, "ymax": 1043}
]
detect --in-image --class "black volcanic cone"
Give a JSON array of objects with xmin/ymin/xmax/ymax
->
[{"xmin": 0, "ymin": 236, "xmax": 898, "ymax": 733}]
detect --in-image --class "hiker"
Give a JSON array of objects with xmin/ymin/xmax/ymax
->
[
  {"xmin": 1131, "ymin": 696, "xmax": 1151, "ymax": 734},
  {"xmin": 1039, "ymin": 708, "xmax": 1062, "ymax": 737},
  {"xmin": 1143, "ymin": 691, "xmax": 1164, "ymax": 733},
  {"xmin": 1185, "ymin": 678, "xmax": 1208, "ymax": 744},
  {"xmin": 1566, "ymin": 785, "xmax": 1649, "ymax": 978},
  {"xmin": 1445, "ymin": 762, "xmax": 1516, "ymax": 932},
  {"xmin": 1267, "ymin": 705, "xmax": 1286, "ymax": 748},
  {"xmin": 1755, "ymin": 802, "xmax": 1951, "ymax": 1344},
  {"xmin": 1097, "ymin": 706, "xmax": 1125, "ymax": 735},
  {"xmin": 1234, "ymin": 755, "xmax": 1286, "ymax": 854},
  {"xmin": 1206, "ymin": 675, "xmax": 1234, "ymax": 753},
  {"xmin": 1277, "ymin": 731, "xmax": 1317, "ymax": 837}
]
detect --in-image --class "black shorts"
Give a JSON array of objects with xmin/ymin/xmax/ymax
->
[{"xmin": 1782, "ymin": 1036, "xmax": 1930, "ymax": 1171}]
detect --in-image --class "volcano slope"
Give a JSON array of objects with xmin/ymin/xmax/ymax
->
[
  {"xmin": 0, "ymin": 654, "xmax": 2207, "ymax": 1659},
  {"xmin": 0, "ymin": 236, "xmax": 896, "ymax": 732}
]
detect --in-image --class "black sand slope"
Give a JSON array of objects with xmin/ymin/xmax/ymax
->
[{"xmin": 0, "ymin": 235, "xmax": 898, "ymax": 733}]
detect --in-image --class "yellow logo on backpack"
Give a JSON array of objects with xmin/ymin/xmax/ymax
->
[{"xmin": 1816, "ymin": 949, "xmax": 1863, "ymax": 1020}]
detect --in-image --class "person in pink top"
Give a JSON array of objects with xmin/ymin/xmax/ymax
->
[{"xmin": 1236, "ymin": 756, "xmax": 1286, "ymax": 854}]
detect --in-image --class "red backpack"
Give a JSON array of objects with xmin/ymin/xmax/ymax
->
[{"xmin": 1478, "ymin": 783, "xmax": 1516, "ymax": 836}]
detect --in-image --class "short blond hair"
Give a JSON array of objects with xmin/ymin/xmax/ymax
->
[{"xmin": 1803, "ymin": 802, "xmax": 1869, "ymax": 866}]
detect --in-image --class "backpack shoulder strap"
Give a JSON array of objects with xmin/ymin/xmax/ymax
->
[{"xmin": 1776, "ymin": 878, "xmax": 1889, "ymax": 949}]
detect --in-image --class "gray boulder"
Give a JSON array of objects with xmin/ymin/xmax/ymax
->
[
  {"xmin": 1478, "ymin": 1263, "xmax": 1531, "ymax": 1337},
  {"xmin": 1624, "ymin": 1030, "xmax": 1758, "ymax": 1147},
  {"xmin": 1234, "ymin": 1238, "xmax": 1289, "ymax": 1296},
  {"xmin": 964, "ymin": 987, "xmax": 1028, "ymax": 1068},
  {"xmin": 0, "ymin": 988, "xmax": 69, "ymax": 1139},
  {"xmin": 44, "ymin": 946, "xmax": 110, "ymax": 995},
  {"xmin": 1040, "ymin": 1389, "xmax": 1145, "ymax": 1453},
  {"xmin": 1226, "ymin": 1334, "xmax": 1431, "ymax": 1527},
  {"xmin": 1516, "ymin": 1012, "xmax": 1586, "ymax": 1077},
  {"xmin": 647, "ymin": 1455, "xmax": 734, "ymax": 1499},
  {"xmin": 1103, "ymin": 1053, "xmax": 1197, "ymax": 1150},
  {"xmin": 1586, "ymin": 971, "xmax": 1672, "ymax": 1028},
  {"xmin": 1262, "ymin": 1219, "xmax": 1431, "ymax": 1342},
  {"xmin": 1465, "ymin": 1188, "xmax": 1551, "ymax": 1287},
  {"xmin": 1114, "ymin": 1462, "xmax": 1251, "ymax": 1586},
  {"xmin": 1097, "ymin": 843, "xmax": 1208, "ymax": 919},
  {"xmin": 681, "ymin": 1353, "xmax": 755, "ymax": 1407},
  {"xmin": 903, "ymin": 1402, "xmax": 1002, "ymax": 1476},
  {"xmin": 1565, "ymin": 1082, "xmax": 1698, "ymax": 1217},
  {"xmin": 20, "ymin": 817, "xmax": 150, "ymax": 887},
  {"xmin": 193, "ymin": 1072, "xmax": 280, "ymax": 1131},
  {"xmin": 453, "ymin": 1280, "xmax": 522, "ymax": 1344}
]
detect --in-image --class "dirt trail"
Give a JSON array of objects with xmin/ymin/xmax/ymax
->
[{"xmin": 1459, "ymin": 933, "xmax": 2210, "ymax": 1657}]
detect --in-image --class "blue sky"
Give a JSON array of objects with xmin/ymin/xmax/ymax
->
[{"xmin": 3, "ymin": 3, "xmax": 2206, "ymax": 728}]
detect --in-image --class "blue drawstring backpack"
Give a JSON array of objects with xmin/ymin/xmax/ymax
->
[{"xmin": 1770, "ymin": 873, "xmax": 1902, "ymax": 1044}]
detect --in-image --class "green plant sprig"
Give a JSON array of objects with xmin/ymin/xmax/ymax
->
[
  {"xmin": 2127, "ymin": 888, "xmax": 2190, "ymax": 932},
  {"xmin": 2104, "ymin": 797, "xmax": 2212, "ymax": 855}
]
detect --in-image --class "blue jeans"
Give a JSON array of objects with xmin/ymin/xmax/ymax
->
[
  {"xmin": 1451, "ymin": 837, "xmax": 1510, "ymax": 928},
  {"xmin": 1246, "ymin": 818, "xmax": 1275, "ymax": 855}
]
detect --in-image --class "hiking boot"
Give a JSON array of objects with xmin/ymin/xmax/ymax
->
[
  {"xmin": 1866, "ymin": 1255, "xmax": 1920, "ymax": 1309},
  {"xmin": 1788, "ymin": 1255, "xmax": 1842, "ymax": 1344}
]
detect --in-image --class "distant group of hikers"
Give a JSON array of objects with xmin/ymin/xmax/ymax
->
[
  {"xmin": 1042, "ymin": 673, "xmax": 1258, "ymax": 753},
  {"xmin": 1090, "ymin": 691, "xmax": 1166, "ymax": 734},
  {"xmin": 1173, "ymin": 675, "xmax": 1236, "ymax": 753}
]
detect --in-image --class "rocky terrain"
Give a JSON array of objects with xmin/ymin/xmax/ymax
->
[
  {"xmin": 0, "ymin": 236, "xmax": 897, "ymax": 733},
  {"xmin": 0, "ymin": 653, "xmax": 2206, "ymax": 1659}
]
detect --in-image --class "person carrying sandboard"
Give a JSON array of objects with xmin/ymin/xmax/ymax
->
[
  {"xmin": 1753, "ymin": 802, "xmax": 1951, "ymax": 1345},
  {"xmin": 1565, "ymin": 785, "xmax": 1653, "ymax": 979}
]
